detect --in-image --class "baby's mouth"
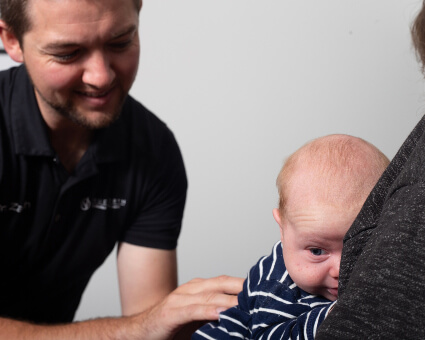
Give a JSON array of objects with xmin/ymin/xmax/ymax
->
[{"xmin": 327, "ymin": 288, "xmax": 338, "ymax": 298}]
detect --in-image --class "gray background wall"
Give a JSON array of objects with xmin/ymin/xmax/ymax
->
[{"xmin": 1, "ymin": 0, "xmax": 424, "ymax": 320}]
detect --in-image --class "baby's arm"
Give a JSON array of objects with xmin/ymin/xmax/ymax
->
[
  {"xmin": 192, "ymin": 242, "xmax": 335, "ymax": 339},
  {"xmin": 251, "ymin": 301, "xmax": 335, "ymax": 339},
  {"xmin": 193, "ymin": 297, "xmax": 334, "ymax": 339}
]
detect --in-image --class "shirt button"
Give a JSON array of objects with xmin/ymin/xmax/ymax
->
[{"xmin": 54, "ymin": 214, "xmax": 61, "ymax": 223}]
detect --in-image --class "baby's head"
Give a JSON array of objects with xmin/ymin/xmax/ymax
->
[{"xmin": 272, "ymin": 134, "xmax": 389, "ymax": 301}]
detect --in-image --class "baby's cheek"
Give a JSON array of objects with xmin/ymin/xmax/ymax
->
[
  {"xmin": 290, "ymin": 263, "xmax": 319, "ymax": 288},
  {"xmin": 300, "ymin": 267, "xmax": 323, "ymax": 286}
]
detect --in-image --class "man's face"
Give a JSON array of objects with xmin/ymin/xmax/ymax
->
[{"xmin": 19, "ymin": 0, "xmax": 140, "ymax": 129}]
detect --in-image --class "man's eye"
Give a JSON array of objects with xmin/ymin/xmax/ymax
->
[
  {"xmin": 53, "ymin": 51, "xmax": 79, "ymax": 62},
  {"xmin": 111, "ymin": 40, "xmax": 132, "ymax": 50},
  {"xmin": 310, "ymin": 248, "xmax": 326, "ymax": 256}
]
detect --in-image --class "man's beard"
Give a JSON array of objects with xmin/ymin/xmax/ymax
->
[{"xmin": 34, "ymin": 87, "xmax": 126, "ymax": 130}]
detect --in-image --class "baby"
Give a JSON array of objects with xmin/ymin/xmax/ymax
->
[{"xmin": 193, "ymin": 134, "xmax": 389, "ymax": 339}]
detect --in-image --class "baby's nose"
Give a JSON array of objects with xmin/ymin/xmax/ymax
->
[{"xmin": 329, "ymin": 256, "xmax": 341, "ymax": 279}]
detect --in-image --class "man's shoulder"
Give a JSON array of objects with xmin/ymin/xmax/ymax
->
[
  {"xmin": 0, "ymin": 66, "xmax": 27, "ymax": 130},
  {"xmin": 0, "ymin": 65, "xmax": 24, "ymax": 100},
  {"xmin": 116, "ymin": 96, "xmax": 180, "ymax": 158},
  {"xmin": 0, "ymin": 64, "xmax": 25, "ymax": 83},
  {"xmin": 121, "ymin": 96, "xmax": 168, "ymax": 134}
]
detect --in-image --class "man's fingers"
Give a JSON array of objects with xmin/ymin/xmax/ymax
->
[
  {"xmin": 142, "ymin": 276, "xmax": 244, "ymax": 340},
  {"xmin": 176, "ymin": 275, "xmax": 244, "ymax": 296},
  {"xmin": 213, "ymin": 275, "xmax": 244, "ymax": 295},
  {"xmin": 167, "ymin": 304, "xmax": 225, "ymax": 324},
  {"xmin": 167, "ymin": 287, "xmax": 239, "ymax": 311}
]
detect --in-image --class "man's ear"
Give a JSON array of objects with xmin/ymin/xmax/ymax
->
[
  {"xmin": 272, "ymin": 208, "xmax": 284, "ymax": 240},
  {"xmin": 0, "ymin": 20, "xmax": 24, "ymax": 63}
]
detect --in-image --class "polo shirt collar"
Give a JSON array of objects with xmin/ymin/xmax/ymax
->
[
  {"xmin": 11, "ymin": 65, "xmax": 53, "ymax": 157},
  {"xmin": 92, "ymin": 114, "xmax": 127, "ymax": 164},
  {"xmin": 10, "ymin": 65, "xmax": 128, "ymax": 164}
]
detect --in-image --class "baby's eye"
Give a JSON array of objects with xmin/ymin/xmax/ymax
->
[{"xmin": 310, "ymin": 248, "xmax": 326, "ymax": 256}]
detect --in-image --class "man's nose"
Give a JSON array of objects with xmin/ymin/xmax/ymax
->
[{"xmin": 82, "ymin": 51, "xmax": 115, "ymax": 89}]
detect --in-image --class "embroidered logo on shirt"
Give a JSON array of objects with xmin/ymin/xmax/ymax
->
[
  {"xmin": 80, "ymin": 197, "xmax": 127, "ymax": 211},
  {"xmin": 0, "ymin": 202, "xmax": 31, "ymax": 213}
]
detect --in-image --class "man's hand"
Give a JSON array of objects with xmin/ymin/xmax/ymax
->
[
  {"xmin": 137, "ymin": 275, "xmax": 244, "ymax": 340},
  {"xmin": 0, "ymin": 276, "xmax": 243, "ymax": 340}
]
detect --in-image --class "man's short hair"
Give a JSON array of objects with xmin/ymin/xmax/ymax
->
[{"xmin": 0, "ymin": 0, "xmax": 142, "ymax": 45}]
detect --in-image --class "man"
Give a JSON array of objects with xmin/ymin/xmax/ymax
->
[{"xmin": 0, "ymin": 0, "xmax": 243, "ymax": 338}]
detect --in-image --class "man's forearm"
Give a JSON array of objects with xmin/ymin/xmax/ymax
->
[
  {"xmin": 0, "ymin": 314, "xmax": 145, "ymax": 340},
  {"xmin": 0, "ymin": 275, "xmax": 244, "ymax": 340}
]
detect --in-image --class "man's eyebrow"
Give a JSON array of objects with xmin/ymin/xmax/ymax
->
[
  {"xmin": 42, "ymin": 41, "xmax": 80, "ymax": 51},
  {"xmin": 111, "ymin": 25, "xmax": 138, "ymax": 39},
  {"xmin": 42, "ymin": 25, "xmax": 138, "ymax": 51}
]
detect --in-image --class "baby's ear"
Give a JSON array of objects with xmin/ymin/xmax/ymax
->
[
  {"xmin": 273, "ymin": 208, "xmax": 285, "ymax": 241},
  {"xmin": 0, "ymin": 21, "xmax": 24, "ymax": 63},
  {"xmin": 272, "ymin": 208, "xmax": 282, "ymax": 227},
  {"xmin": 273, "ymin": 209, "xmax": 283, "ymax": 242}
]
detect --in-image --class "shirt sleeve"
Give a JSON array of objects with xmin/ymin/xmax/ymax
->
[{"xmin": 121, "ymin": 124, "xmax": 188, "ymax": 250}]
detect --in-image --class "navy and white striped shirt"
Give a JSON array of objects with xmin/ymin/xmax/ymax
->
[{"xmin": 193, "ymin": 241, "xmax": 335, "ymax": 339}]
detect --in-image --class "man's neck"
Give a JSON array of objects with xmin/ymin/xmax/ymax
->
[
  {"xmin": 35, "ymin": 92, "xmax": 94, "ymax": 173},
  {"xmin": 49, "ymin": 125, "xmax": 93, "ymax": 173}
]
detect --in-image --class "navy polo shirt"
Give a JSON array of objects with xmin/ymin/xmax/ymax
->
[{"xmin": 0, "ymin": 65, "xmax": 187, "ymax": 323}]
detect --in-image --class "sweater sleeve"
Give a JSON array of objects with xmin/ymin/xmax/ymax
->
[
  {"xmin": 316, "ymin": 117, "xmax": 425, "ymax": 339},
  {"xmin": 317, "ymin": 183, "xmax": 425, "ymax": 338}
]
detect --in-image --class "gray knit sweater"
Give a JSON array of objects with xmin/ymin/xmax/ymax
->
[{"xmin": 316, "ymin": 115, "xmax": 425, "ymax": 339}]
